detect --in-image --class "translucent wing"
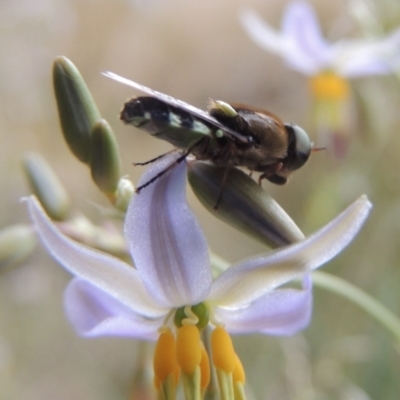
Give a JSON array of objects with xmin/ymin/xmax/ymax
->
[{"xmin": 103, "ymin": 72, "xmax": 251, "ymax": 144}]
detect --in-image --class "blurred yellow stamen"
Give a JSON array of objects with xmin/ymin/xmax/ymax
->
[
  {"xmin": 176, "ymin": 325, "xmax": 202, "ymax": 375},
  {"xmin": 233, "ymin": 353, "xmax": 247, "ymax": 400},
  {"xmin": 154, "ymin": 328, "xmax": 178, "ymax": 382},
  {"xmin": 173, "ymin": 365, "xmax": 180, "ymax": 386},
  {"xmin": 211, "ymin": 326, "xmax": 236, "ymax": 373},
  {"xmin": 232, "ymin": 352, "xmax": 245, "ymax": 384},
  {"xmin": 200, "ymin": 345, "xmax": 210, "ymax": 390},
  {"xmin": 309, "ymin": 71, "xmax": 350, "ymax": 101}
]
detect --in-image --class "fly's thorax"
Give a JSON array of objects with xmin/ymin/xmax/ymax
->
[
  {"xmin": 236, "ymin": 108, "xmax": 288, "ymax": 157},
  {"xmin": 232, "ymin": 108, "xmax": 288, "ymax": 170},
  {"xmin": 207, "ymin": 101, "xmax": 290, "ymax": 169}
]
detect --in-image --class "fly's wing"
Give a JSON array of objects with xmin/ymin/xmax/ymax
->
[
  {"xmin": 120, "ymin": 96, "xmax": 215, "ymax": 149},
  {"xmin": 103, "ymin": 72, "xmax": 251, "ymax": 144}
]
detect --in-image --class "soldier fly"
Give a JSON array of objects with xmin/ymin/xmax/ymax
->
[{"xmin": 104, "ymin": 72, "xmax": 313, "ymax": 200}]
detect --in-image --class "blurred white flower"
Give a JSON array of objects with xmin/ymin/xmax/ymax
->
[
  {"xmin": 240, "ymin": 1, "xmax": 400, "ymax": 155},
  {"xmin": 240, "ymin": 1, "xmax": 400, "ymax": 77}
]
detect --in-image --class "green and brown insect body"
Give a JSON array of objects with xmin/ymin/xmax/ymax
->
[{"xmin": 120, "ymin": 95, "xmax": 311, "ymax": 185}]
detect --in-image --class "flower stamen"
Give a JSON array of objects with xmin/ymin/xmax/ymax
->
[
  {"xmin": 199, "ymin": 344, "xmax": 211, "ymax": 392},
  {"xmin": 211, "ymin": 326, "xmax": 246, "ymax": 400},
  {"xmin": 154, "ymin": 327, "xmax": 180, "ymax": 400},
  {"xmin": 232, "ymin": 353, "xmax": 246, "ymax": 400},
  {"xmin": 309, "ymin": 71, "xmax": 350, "ymax": 102},
  {"xmin": 177, "ymin": 325, "xmax": 202, "ymax": 400}
]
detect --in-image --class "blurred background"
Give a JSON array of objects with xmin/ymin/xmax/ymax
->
[{"xmin": 1, "ymin": 0, "xmax": 400, "ymax": 399}]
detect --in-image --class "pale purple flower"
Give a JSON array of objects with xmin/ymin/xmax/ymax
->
[
  {"xmin": 24, "ymin": 154, "xmax": 372, "ymax": 339},
  {"xmin": 240, "ymin": 1, "xmax": 400, "ymax": 77}
]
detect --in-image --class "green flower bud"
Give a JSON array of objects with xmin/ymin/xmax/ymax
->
[
  {"xmin": 90, "ymin": 119, "xmax": 122, "ymax": 195},
  {"xmin": 53, "ymin": 56, "xmax": 101, "ymax": 164},
  {"xmin": 188, "ymin": 162, "xmax": 304, "ymax": 248},
  {"xmin": 113, "ymin": 177, "xmax": 135, "ymax": 213},
  {"xmin": 23, "ymin": 153, "xmax": 71, "ymax": 220},
  {"xmin": 0, "ymin": 224, "xmax": 37, "ymax": 270}
]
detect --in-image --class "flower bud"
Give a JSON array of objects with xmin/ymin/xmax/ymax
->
[
  {"xmin": 53, "ymin": 56, "xmax": 101, "ymax": 164},
  {"xmin": 23, "ymin": 153, "xmax": 71, "ymax": 220},
  {"xmin": 113, "ymin": 177, "xmax": 135, "ymax": 213},
  {"xmin": 188, "ymin": 162, "xmax": 304, "ymax": 248},
  {"xmin": 90, "ymin": 119, "xmax": 122, "ymax": 194},
  {"xmin": 0, "ymin": 224, "xmax": 37, "ymax": 270}
]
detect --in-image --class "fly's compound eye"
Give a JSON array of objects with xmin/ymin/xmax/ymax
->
[{"xmin": 284, "ymin": 124, "xmax": 311, "ymax": 172}]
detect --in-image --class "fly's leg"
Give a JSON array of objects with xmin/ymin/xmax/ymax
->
[
  {"xmin": 135, "ymin": 148, "xmax": 192, "ymax": 193},
  {"xmin": 133, "ymin": 149, "xmax": 177, "ymax": 166},
  {"xmin": 258, "ymin": 162, "xmax": 286, "ymax": 185},
  {"xmin": 213, "ymin": 166, "xmax": 231, "ymax": 211}
]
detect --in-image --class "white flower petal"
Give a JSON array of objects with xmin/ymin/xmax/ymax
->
[
  {"xmin": 239, "ymin": 8, "xmax": 289, "ymax": 56},
  {"xmin": 215, "ymin": 276, "xmax": 312, "ymax": 336},
  {"xmin": 24, "ymin": 196, "xmax": 162, "ymax": 316},
  {"xmin": 209, "ymin": 195, "xmax": 371, "ymax": 308},
  {"xmin": 65, "ymin": 278, "xmax": 162, "ymax": 339},
  {"xmin": 241, "ymin": 2, "xmax": 400, "ymax": 78},
  {"xmin": 333, "ymin": 28, "xmax": 400, "ymax": 77},
  {"xmin": 281, "ymin": 1, "xmax": 333, "ymax": 74},
  {"xmin": 239, "ymin": 4, "xmax": 332, "ymax": 75},
  {"xmin": 125, "ymin": 154, "xmax": 212, "ymax": 307}
]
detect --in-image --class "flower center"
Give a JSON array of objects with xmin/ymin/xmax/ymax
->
[
  {"xmin": 308, "ymin": 70, "xmax": 351, "ymax": 156},
  {"xmin": 309, "ymin": 71, "xmax": 350, "ymax": 102},
  {"xmin": 153, "ymin": 304, "xmax": 246, "ymax": 399},
  {"xmin": 174, "ymin": 302, "xmax": 209, "ymax": 329}
]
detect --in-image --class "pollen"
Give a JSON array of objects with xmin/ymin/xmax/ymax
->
[{"xmin": 309, "ymin": 71, "xmax": 350, "ymax": 101}]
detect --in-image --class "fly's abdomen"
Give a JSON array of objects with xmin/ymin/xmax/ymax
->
[{"xmin": 120, "ymin": 97, "xmax": 213, "ymax": 149}]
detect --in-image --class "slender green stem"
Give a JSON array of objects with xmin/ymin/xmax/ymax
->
[{"xmin": 312, "ymin": 271, "xmax": 400, "ymax": 344}]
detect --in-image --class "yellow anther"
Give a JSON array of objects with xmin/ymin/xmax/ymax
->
[
  {"xmin": 200, "ymin": 345, "xmax": 210, "ymax": 390},
  {"xmin": 232, "ymin": 352, "xmax": 245, "ymax": 384},
  {"xmin": 176, "ymin": 325, "xmax": 202, "ymax": 375},
  {"xmin": 211, "ymin": 326, "xmax": 236, "ymax": 373},
  {"xmin": 309, "ymin": 71, "xmax": 350, "ymax": 101},
  {"xmin": 153, "ymin": 328, "xmax": 177, "ymax": 382}
]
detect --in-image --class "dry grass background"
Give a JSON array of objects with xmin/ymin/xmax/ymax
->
[{"xmin": 1, "ymin": 0, "xmax": 400, "ymax": 399}]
